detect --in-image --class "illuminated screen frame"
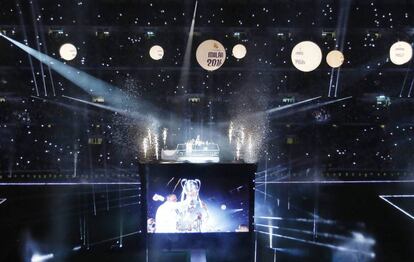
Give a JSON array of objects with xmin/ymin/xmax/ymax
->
[{"xmin": 140, "ymin": 163, "xmax": 256, "ymax": 251}]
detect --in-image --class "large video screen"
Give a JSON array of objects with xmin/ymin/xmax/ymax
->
[{"xmin": 145, "ymin": 164, "xmax": 255, "ymax": 234}]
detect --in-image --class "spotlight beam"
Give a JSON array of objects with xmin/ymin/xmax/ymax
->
[
  {"xmin": 88, "ymin": 231, "xmax": 140, "ymax": 247},
  {"xmin": 31, "ymin": 0, "xmax": 56, "ymax": 96},
  {"xmin": 177, "ymin": 0, "xmax": 198, "ymax": 91},
  {"xmin": 255, "ymin": 174, "xmax": 291, "ymax": 188},
  {"xmin": 218, "ymin": 96, "xmax": 322, "ymax": 127},
  {"xmin": 254, "ymin": 188, "xmax": 273, "ymax": 198},
  {"xmin": 284, "ymin": 96, "xmax": 352, "ymax": 113},
  {"xmin": 30, "ymin": 95, "xmax": 89, "ymax": 113},
  {"xmin": 256, "ymin": 216, "xmax": 336, "ymax": 225},
  {"xmin": 399, "ymin": 60, "xmax": 413, "ymax": 97},
  {"xmin": 255, "ymin": 168, "xmax": 289, "ymax": 182},
  {"xmin": 266, "ymin": 96, "xmax": 322, "ymax": 115},
  {"xmin": 0, "ymin": 34, "xmax": 159, "ymax": 122},
  {"xmin": 15, "ymin": 0, "xmax": 40, "ymax": 96},
  {"xmin": 62, "ymin": 95, "xmax": 134, "ymax": 117},
  {"xmin": 319, "ymin": 96, "xmax": 352, "ymax": 106},
  {"xmin": 2, "ymin": 186, "xmax": 138, "ymax": 201},
  {"xmin": 407, "ymin": 75, "xmax": 414, "ymax": 97},
  {"xmin": 256, "ymin": 179, "xmax": 414, "ymax": 184},
  {"xmin": 29, "ymin": 2, "xmax": 48, "ymax": 96},
  {"xmin": 255, "ymin": 230, "xmax": 375, "ymax": 258},
  {"xmin": 0, "ymin": 182, "xmax": 140, "ymax": 186},
  {"xmin": 2, "ymin": 195, "xmax": 141, "ymax": 228},
  {"xmin": 256, "ymin": 223, "xmax": 352, "ymax": 241},
  {"xmin": 380, "ymin": 194, "xmax": 414, "ymax": 198},
  {"xmin": 330, "ymin": 0, "xmax": 352, "ymax": 97},
  {"xmin": 267, "ymin": 96, "xmax": 352, "ymax": 121},
  {"xmin": 379, "ymin": 195, "xmax": 414, "ymax": 220},
  {"xmin": 327, "ymin": 67, "xmax": 335, "ymax": 97},
  {"xmin": 31, "ymin": 253, "xmax": 54, "ymax": 262},
  {"xmin": 255, "ymin": 165, "xmax": 284, "ymax": 175}
]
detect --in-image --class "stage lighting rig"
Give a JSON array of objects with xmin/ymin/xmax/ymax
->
[
  {"xmin": 88, "ymin": 137, "xmax": 103, "ymax": 145},
  {"xmin": 232, "ymin": 32, "xmax": 248, "ymax": 43},
  {"xmin": 31, "ymin": 253, "xmax": 54, "ymax": 262},
  {"xmin": 376, "ymin": 95, "xmax": 391, "ymax": 107},
  {"xmin": 95, "ymin": 28, "xmax": 110, "ymax": 39},
  {"xmin": 286, "ymin": 135, "xmax": 298, "ymax": 145},
  {"xmin": 161, "ymin": 136, "xmax": 220, "ymax": 163},
  {"xmin": 92, "ymin": 96, "xmax": 105, "ymax": 103},
  {"xmin": 0, "ymin": 28, "xmax": 16, "ymax": 36},
  {"xmin": 367, "ymin": 30, "xmax": 381, "ymax": 39},
  {"xmin": 233, "ymin": 31, "xmax": 247, "ymax": 39},
  {"xmin": 282, "ymin": 96, "xmax": 296, "ymax": 104},
  {"xmin": 146, "ymin": 31, "xmax": 156, "ymax": 39},
  {"xmin": 276, "ymin": 31, "xmax": 291, "ymax": 40},
  {"xmin": 322, "ymin": 30, "xmax": 336, "ymax": 38},
  {"xmin": 188, "ymin": 97, "xmax": 201, "ymax": 103},
  {"xmin": 48, "ymin": 27, "xmax": 64, "ymax": 38}
]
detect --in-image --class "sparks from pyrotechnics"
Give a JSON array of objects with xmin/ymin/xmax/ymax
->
[
  {"xmin": 229, "ymin": 122, "xmax": 234, "ymax": 144},
  {"xmin": 240, "ymin": 126, "xmax": 245, "ymax": 145},
  {"xmin": 248, "ymin": 134, "xmax": 253, "ymax": 158},
  {"xmin": 143, "ymin": 137, "xmax": 148, "ymax": 158},
  {"xmin": 147, "ymin": 128, "xmax": 152, "ymax": 146},
  {"xmin": 154, "ymin": 134, "xmax": 159, "ymax": 160},
  {"xmin": 162, "ymin": 128, "xmax": 168, "ymax": 148},
  {"xmin": 236, "ymin": 138, "xmax": 242, "ymax": 160}
]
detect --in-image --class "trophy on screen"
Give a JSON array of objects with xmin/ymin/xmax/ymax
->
[{"xmin": 177, "ymin": 179, "xmax": 209, "ymax": 232}]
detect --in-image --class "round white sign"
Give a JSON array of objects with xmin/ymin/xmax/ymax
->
[
  {"xmin": 291, "ymin": 41, "xmax": 323, "ymax": 72},
  {"xmin": 390, "ymin": 41, "xmax": 413, "ymax": 65},
  {"xmin": 149, "ymin": 45, "xmax": 164, "ymax": 60},
  {"xmin": 59, "ymin": 43, "xmax": 77, "ymax": 61},
  {"xmin": 232, "ymin": 44, "xmax": 247, "ymax": 59},
  {"xmin": 326, "ymin": 50, "xmax": 345, "ymax": 68},
  {"xmin": 196, "ymin": 39, "xmax": 226, "ymax": 71}
]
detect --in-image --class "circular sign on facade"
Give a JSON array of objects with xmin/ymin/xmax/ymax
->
[
  {"xmin": 390, "ymin": 41, "xmax": 413, "ymax": 65},
  {"xmin": 232, "ymin": 44, "xmax": 247, "ymax": 59},
  {"xmin": 291, "ymin": 41, "xmax": 323, "ymax": 72},
  {"xmin": 149, "ymin": 45, "xmax": 164, "ymax": 60},
  {"xmin": 59, "ymin": 43, "xmax": 77, "ymax": 61},
  {"xmin": 196, "ymin": 39, "xmax": 226, "ymax": 71},
  {"xmin": 326, "ymin": 50, "xmax": 345, "ymax": 68}
]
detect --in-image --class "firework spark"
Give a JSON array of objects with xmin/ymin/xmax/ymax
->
[
  {"xmin": 236, "ymin": 139, "xmax": 242, "ymax": 161},
  {"xmin": 162, "ymin": 128, "xmax": 168, "ymax": 148},
  {"xmin": 154, "ymin": 134, "xmax": 159, "ymax": 160},
  {"xmin": 147, "ymin": 128, "xmax": 152, "ymax": 146},
  {"xmin": 143, "ymin": 137, "xmax": 148, "ymax": 158},
  {"xmin": 229, "ymin": 121, "xmax": 234, "ymax": 144},
  {"xmin": 240, "ymin": 126, "xmax": 245, "ymax": 145},
  {"xmin": 248, "ymin": 134, "xmax": 253, "ymax": 159}
]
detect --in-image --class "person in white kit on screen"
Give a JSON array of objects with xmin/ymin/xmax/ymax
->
[{"xmin": 155, "ymin": 194, "xmax": 179, "ymax": 233}]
